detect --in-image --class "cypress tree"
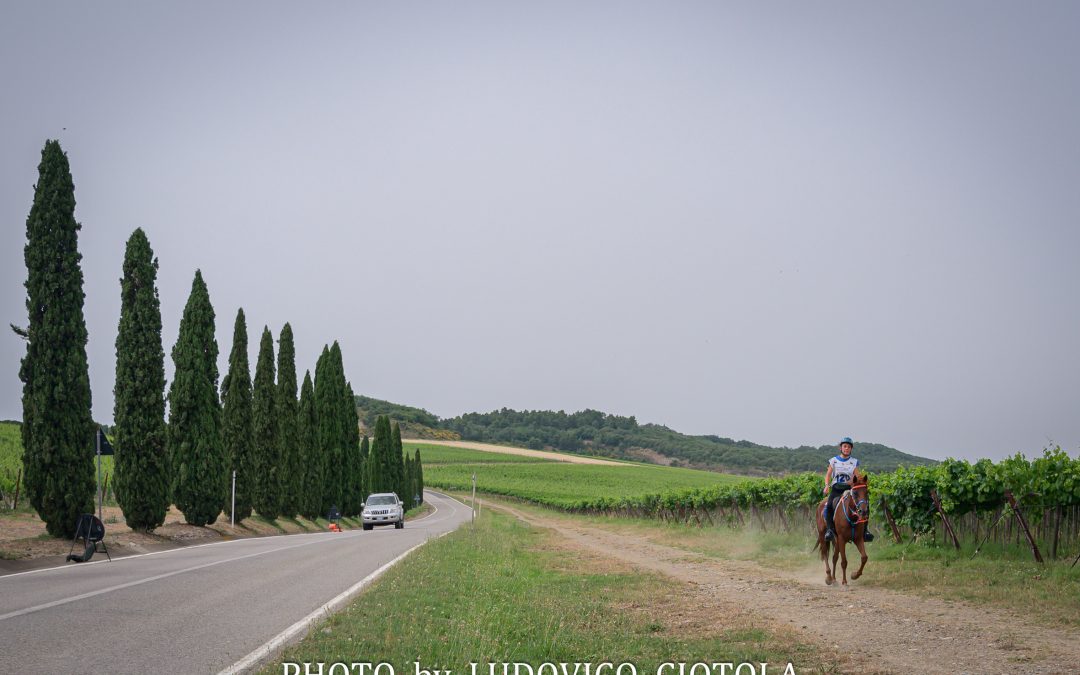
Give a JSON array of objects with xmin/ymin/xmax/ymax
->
[
  {"xmin": 113, "ymin": 228, "xmax": 168, "ymax": 531},
  {"xmin": 340, "ymin": 381, "xmax": 360, "ymax": 515},
  {"xmin": 415, "ymin": 448, "xmax": 424, "ymax": 503},
  {"xmin": 369, "ymin": 415, "xmax": 394, "ymax": 494},
  {"xmin": 391, "ymin": 422, "xmax": 405, "ymax": 500},
  {"xmin": 251, "ymin": 327, "xmax": 278, "ymax": 519},
  {"xmin": 276, "ymin": 324, "xmax": 301, "ymax": 518},
  {"xmin": 359, "ymin": 434, "xmax": 370, "ymax": 502},
  {"xmin": 167, "ymin": 270, "xmax": 225, "ymax": 527},
  {"xmin": 328, "ymin": 342, "xmax": 350, "ymax": 507},
  {"xmin": 402, "ymin": 453, "xmax": 414, "ymax": 511},
  {"xmin": 315, "ymin": 345, "xmax": 340, "ymax": 515},
  {"xmin": 16, "ymin": 140, "xmax": 95, "ymax": 538},
  {"xmin": 298, "ymin": 371, "xmax": 322, "ymax": 518},
  {"xmin": 220, "ymin": 308, "xmax": 253, "ymax": 523}
]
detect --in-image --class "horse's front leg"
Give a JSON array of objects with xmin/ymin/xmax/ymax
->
[
  {"xmin": 839, "ymin": 539, "xmax": 849, "ymax": 585},
  {"xmin": 823, "ymin": 540, "xmax": 834, "ymax": 585},
  {"xmin": 831, "ymin": 545, "xmax": 841, "ymax": 586},
  {"xmin": 851, "ymin": 534, "xmax": 869, "ymax": 580}
]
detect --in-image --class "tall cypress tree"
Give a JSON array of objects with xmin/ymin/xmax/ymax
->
[
  {"xmin": 339, "ymin": 379, "xmax": 359, "ymax": 516},
  {"xmin": 114, "ymin": 228, "xmax": 168, "ymax": 531},
  {"xmin": 328, "ymin": 342, "xmax": 350, "ymax": 508},
  {"xmin": 251, "ymin": 327, "xmax": 278, "ymax": 518},
  {"xmin": 276, "ymin": 323, "xmax": 301, "ymax": 518},
  {"xmin": 414, "ymin": 448, "xmax": 424, "ymax": 504},
  {"xmin": 391, "ymin": 421, "xmax": 405, "ymax": 500},
  {"xmin": 315, "ymin": 345, "xmax": 340, "ymax": 515},
  {"xmin": 167, "ymin": 270, "xmax": 225, "ymax": 527},
  {"xmin": 298, "ymin": 371, "xmax": 321, "ymax": 519},
  {"xmin": 16, "ymin": 140, "xmax": 94, "ymax": 538},
  {"xmin": 403, "ymin": 453, "xmax": 414, "ymax": 511},
  {"xmin": 369, "ymin": 415, "xmax": 394, "ymax": 494},
  {"xmin": 359, "ymin": 434, "xmax": 370, "ymax": 501},
  {"xmin": 220, "ymin": 308, "xmax": 253, "ymax": 523}
]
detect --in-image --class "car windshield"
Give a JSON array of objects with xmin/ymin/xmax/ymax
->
[{"xmin": 367, "ymin": 495, "xmax": 396, "ymax": 506}]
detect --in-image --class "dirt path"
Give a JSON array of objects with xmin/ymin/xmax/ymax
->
[
  {"xmin": 481, "ymin": 497, "xmax": 1080, "ymax": 675},
  {"xmin": 403, "ymin": 438, "xmax": 625, "ymax": 465}
]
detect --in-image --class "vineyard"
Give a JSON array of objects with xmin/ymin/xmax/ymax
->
[
  {"xmin": 417, "ymin": 443, "xmax": 745, "ymax": 509},
  {"xmin": 421, "ymin": 440, "xmax": 1080, "ymax": 562},
  {"xmin": 560, "ymin": 447, "xmax": 1080, "ymax": 561},
  {"xmin": 0, "ymin": 421, "xmax": 116, "ymax": 509}
]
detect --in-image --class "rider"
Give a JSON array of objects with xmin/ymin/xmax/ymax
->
[{"xmin": 823, "ymin": 437, "xmax": 874, "ymax": 542}]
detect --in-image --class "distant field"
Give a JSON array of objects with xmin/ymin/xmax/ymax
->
[
  {"xmin": 416, "ymin": 441, "xmax": 746, "ymax": 509},
  {"xmin": 403, "ymin": 442, "xmax": 552, "ymax": 464}
]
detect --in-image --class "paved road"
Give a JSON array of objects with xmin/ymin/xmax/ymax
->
[{"xmin": 0, "ymin": 490, "xmax": 471, "ymax": 674}]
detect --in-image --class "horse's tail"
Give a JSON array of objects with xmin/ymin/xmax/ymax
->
[{"xmin": 818, "ymin": 538, "xmax": 829, "ymax": 561}]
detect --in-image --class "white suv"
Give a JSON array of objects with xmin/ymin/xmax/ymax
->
[{"xmin": 362, "ymin": 493, "xmax": 404, "ymax": 530}]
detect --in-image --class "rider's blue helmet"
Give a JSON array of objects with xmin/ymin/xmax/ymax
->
[{"xmin": 839, "ymin": 436, "xmax": 853, "ymax": 447}]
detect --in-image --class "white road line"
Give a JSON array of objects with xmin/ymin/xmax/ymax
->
[
  {"xmin": 0, "ymin": 530, "xmax": 363, "ymax": 622},
  {"xmin": 219, "ymin": 496, "xmax": 469, "ymax": 675}
]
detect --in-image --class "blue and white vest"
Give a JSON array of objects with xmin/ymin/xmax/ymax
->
[{"xmin": 829, "ymin": 455, "xmax": 859, "ymax": 486}]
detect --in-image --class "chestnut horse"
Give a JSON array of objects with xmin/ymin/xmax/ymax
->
[{"xmin": 815, "ymin": 472, "xmax": 870, "ymax": 586}]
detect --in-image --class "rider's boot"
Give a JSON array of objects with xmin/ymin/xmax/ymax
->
[
  {"xmin": 863, "ymin": 528, "xmax": 875, "ymax": 542},
  {"xmin": 823, "ymin": 500, "xmax": 836, "ymax": 541}
]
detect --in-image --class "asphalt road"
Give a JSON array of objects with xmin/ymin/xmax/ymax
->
[{"xmin": 0, "ymin": 490, "xmax": 471, "ymax": 675}]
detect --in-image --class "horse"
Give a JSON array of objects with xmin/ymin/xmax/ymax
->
[{"xmin": 814, "ymin": 472, "xmax": 870, "ymax": 586}]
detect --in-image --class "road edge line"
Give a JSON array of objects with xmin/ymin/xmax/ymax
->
[{"xmin": 219, "ymin": 495, "xmax": 466, "ymax": 675}]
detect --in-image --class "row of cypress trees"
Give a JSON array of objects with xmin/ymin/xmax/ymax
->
[
  {"xmin": 366, "ymin": 416, "xmax": 425, "ymax": 511},
  {"xmin": 17, "ymin": 139, "xmax": 423, "ymax": 536}
]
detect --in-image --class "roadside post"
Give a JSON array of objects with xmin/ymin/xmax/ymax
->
[
  {"xmin": 96, "ymin": 429, "xmax": 103, "ymax": 521},
  {"xmin": 231, "ymin": 470, "xmax": 237, "ymax": 527},
  {"xmin": 472, "ymin": 472, "xmax": 477, "ymax": 527}
]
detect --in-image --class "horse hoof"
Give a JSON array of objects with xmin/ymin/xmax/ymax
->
[
  {"xmin": 825, "ymin": 577, "xmax": 834, "ymax": 586},
  {"xmin": 852, "ymin": 572, "xmax": 861, "ymax": 580}
]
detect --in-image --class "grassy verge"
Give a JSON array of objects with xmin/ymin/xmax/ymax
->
[
  {"xmin": 264, "ymin": 509, "xmax": 831, "ymax": 673},
  {"xmin": 467, "ymin": 493, "xmax": 1080, "ymax": 629}
]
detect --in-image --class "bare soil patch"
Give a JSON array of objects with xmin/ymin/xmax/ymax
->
[
  {"xmin": 0, "ymin": 503, "xmax": 378, "ymax": 574},
  {"xmin": 404, "ymin": 439, "xmax": 624, "ymax": 465},
  {"xmin": 482, "ymin": 497, "xmax": 1080, "ymax": 675}
]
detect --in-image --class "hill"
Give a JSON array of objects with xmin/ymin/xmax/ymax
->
[
  {"xmin": 353, "ymin": 395, "xmax": 459, "ymax": 441},
  {"xmin": 439, "ymin": 408, "xmax": 935, "ymax": 475},
  {"xmin": 356, "ymin": 397, "xmax": 936, "ymax": 475}
]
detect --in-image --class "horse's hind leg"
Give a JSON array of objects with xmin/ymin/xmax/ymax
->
[
  {"xmin": 851, "ymin": 536, "xmax": 869, "ymax": 580},
  {"xmin": 831, "ymin": 545, "xmax": 841, "ymax": 586}
]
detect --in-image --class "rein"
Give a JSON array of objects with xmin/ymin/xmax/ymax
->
[{"xmin": 840, "ymin": 486, "xmax": 869, "ymax": 526}]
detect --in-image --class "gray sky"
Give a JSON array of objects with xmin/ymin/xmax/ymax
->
[{"xmin": 2, "ymin": 2, "xmax": 1078, "ymax": 462}]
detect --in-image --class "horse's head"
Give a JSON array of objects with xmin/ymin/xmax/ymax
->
[{"xmin": 850, "ymin": 470, "xmax": 870, "ymax": 521}]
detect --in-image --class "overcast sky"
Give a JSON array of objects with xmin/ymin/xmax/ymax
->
[{"xmin": 2, "ymin": 2, "xmax": 1078, "ymax": 462}]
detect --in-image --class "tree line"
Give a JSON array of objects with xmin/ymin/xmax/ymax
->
[
  {"xmin": 440, "ymin": 408, "xmax": 936, "ymax": 475},
  {"xmin": 15, "ymin": 140, "xmax": 422, "ymax": 537}
]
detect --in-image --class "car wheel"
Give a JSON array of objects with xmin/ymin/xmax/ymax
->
[{"xmin": 363, "ymin": 523, "xmax": 372, "ymax": 531}]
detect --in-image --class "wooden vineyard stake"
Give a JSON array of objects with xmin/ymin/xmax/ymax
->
[
  {"xmin": 930, "ymin": 489, "xmax": 961, "ymax": 550},
  {"xmin": 12, "ymin": 468, "xmax": 21, "ymax": 510},
  {"xmin": 1052, "ymin": 506, "xmax": 1063, "ymax": 559},
  {"xmin": 1005, "ymin": 491, "xmax": 1044, "ymax": 563},
  {"xmin": 880, "ymin": 499, "xmax": 903, "ymax": 544}
]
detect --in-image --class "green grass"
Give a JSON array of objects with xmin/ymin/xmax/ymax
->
[
  {"xmin": 424, "ymin": 459, "xmax": 745, "ymax": 510},
  {"xmin": 404, "ymin": 442, "xmax": 555, "ymax": 464},
  {"xmin": 263, "ymin": 509, "xmax": 829, "ymax": 673}
]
